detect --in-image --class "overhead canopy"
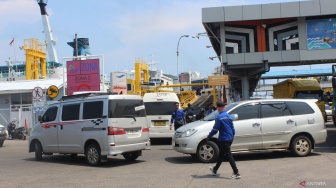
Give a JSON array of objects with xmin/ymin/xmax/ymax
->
[{"xmin": 0, "ymin": 79, "xmax": 64, "ymax": 94}]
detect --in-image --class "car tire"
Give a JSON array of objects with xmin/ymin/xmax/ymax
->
[
  {"xmin": 290, "ymin": 135, "xmax": 312, "ymax": 157},
  {"xmin": 35, "ymin": 141, "xmax": 43, "ymax": 161},
  {"xmin": 333, "ymin": 115, "xmax": 336, "ymax": 126},
  {"xmin": 0, "ymin": 140, "xmax": 4, "ymax": 147},
  {"xmin": 123, "ymin": 152, "xmax": 139, "ymax": 161},
  {"xmin": 85, "ymin": 144, "xmax": 101, "ymax": 166},
  {"xmin": 196, "ymin": 141, "xmax": 219, "ymax": 163}
]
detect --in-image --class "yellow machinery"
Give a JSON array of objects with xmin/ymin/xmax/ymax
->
[
  {"xmin": 23, "ymin": 38, "xmax": 47, "ymax": 80},
  {"xmin": 154, "ymin": 83, "xmax": 217, "ymax": 108},
  {"xmin": 126, "ymin": 59, "xmax": 150, "ymax": 96}
]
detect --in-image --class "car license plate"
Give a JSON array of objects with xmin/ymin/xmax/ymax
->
[
  {"xmin": 127, "ymin": 130, "xmax": 140, "ymax": 135},
  {"xmin": 154, "ymin": 121, "xmax": 166, "ymax": 126}
]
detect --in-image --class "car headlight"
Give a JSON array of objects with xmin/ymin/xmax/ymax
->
[{"xmin": 180, "ymin": 129, "xmax": 197, "ymax": 138}]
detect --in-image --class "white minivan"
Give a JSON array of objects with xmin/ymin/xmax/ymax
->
[
  {"xmin": 29, "ymin": 92, "xmax": 151, "ymax": 166},
  {"xmin": 143, "ymin": 92, "xmax": 180, "ymax": 138}
]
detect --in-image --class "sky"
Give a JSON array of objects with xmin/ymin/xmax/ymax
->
[{"xmin": 0, "ymin": 0, "xmax": 328, "ymax": 78}]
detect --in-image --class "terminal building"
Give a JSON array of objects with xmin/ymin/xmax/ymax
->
[{"xmin": 202, "ymin": 0, "xmax": 336, "ymax": 101}]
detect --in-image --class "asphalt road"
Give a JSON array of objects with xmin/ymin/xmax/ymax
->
[{"xmin": 0, "ymin": 123, "xmax": 335, "ymax": 188}]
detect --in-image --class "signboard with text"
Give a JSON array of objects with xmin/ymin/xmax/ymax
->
[
  {"xmin": 208, "ymin": 75, "xmax": 229, "ymax": 86},
  {"xmin": 67, "ymin": 59, "xmax": 100, "ymax": 95},
  {"xmin": 111, "ymin": 72, "xmax": 127, "ymax": 94}
]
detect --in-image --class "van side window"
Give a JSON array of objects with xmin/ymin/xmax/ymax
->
[
  {"xmin": 62, "ymin": 104, "xmax": 80, "ymax": 121},
  {"xmin": 261, "ymin": 103, "xmax": 291, "ymax": 118},
  {"xmin": 108, "ymin": 99, "xmax": 146, "ymax": 118},
  {"xmin": 286, "ymin": 101, "xmax": 314, "ymax": 115},
  {"xmin": 42, "ymin": 106, "xmax": 58, "ymax": 122},
  {"xmin": 83, "ymin": 101, "xmax": 103, "ymax": 119},
  {"xmin": 230, "ymin": 104, "xmax": 259, "ymax": 120}
]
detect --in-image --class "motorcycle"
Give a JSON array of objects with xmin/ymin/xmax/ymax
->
[
  {"xmin": 186, "ymin": 112, "xmax": 196, "ymax": 123},
  {"xmin": 8, "ymin": 121, "xmax": 27, "ymax": 140}
]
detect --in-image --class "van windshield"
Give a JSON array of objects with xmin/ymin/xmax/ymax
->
[
  {"xmin": 144, "ymin": 102, "xmax": 176, "ymax": 115},
  {"xmin": 108, "ymin": 99, "xmax": 146, "ymax": 118}
]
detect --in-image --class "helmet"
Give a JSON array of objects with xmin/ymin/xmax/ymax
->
[{"xmin": 12, "ymin": 118, "xmax": 17, "ymax": 122}]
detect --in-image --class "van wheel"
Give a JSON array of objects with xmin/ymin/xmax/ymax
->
[
  {"xmin": 290, "ymin": 136, "xmax": 312, "ymax": 157},
  {"xmin": 196, "ymin": 141, "xmax": 219, "ymax": 163},
  {"xmin": 123, "ymin": 152, "xmax": 139, "ymax": 161},
  {"xmin": 86, "ymin": 144, "xmax": 101, "ymax": 166},
  {"xmin": 35, "ymin": 141, "xmax": 43, "ymax": 161}
]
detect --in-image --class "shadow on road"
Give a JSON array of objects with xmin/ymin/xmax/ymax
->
[
  {"xmin": 23, "ymin": 154, "xmax": 145, "ymax": 168},
  {"xmin": 165, "ymin": 151, "xmax": 321, "ymax": 164}
]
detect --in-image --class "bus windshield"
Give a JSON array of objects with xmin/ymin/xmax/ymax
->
[{"xmin": 144, "ymin": 102, "xmax": 176, "ymax": 115}]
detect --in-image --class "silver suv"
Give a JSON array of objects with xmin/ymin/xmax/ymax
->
[{"xmin": 173, "ymin": 99, "xmax": 327, "ymax": 163}]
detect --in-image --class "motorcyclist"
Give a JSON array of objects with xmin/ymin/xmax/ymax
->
[
  {"xmin": 185, "ymin": 103, "xmax": 194, "ymax": 123},
  {"xmin": 196, "ymin": 108, "xmax": 206, "ymax": 120},
  {"xmin": 7, "ymin": 118, "xmax": 17, "ymax": 140}
]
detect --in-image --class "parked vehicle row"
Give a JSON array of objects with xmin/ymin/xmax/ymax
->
[{"xmin": 28, "ymin": 94, "xmax": 327, "ymax": 166}]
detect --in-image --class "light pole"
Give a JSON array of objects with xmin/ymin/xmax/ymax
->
[{"xmin": 176, "ymin": 35, "xmax": 189, "ymax": 83}]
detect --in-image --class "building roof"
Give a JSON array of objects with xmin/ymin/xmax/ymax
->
[{"xmin": 0, "ymin": 79, "xmax": 64, "ymax": 94}]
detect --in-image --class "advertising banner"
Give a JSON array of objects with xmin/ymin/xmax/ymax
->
[
  {"xmin": 307, "ymin": 18, "xmax": 336, "ymax": 50},
  {"xmin": 67, "ymin": 59, "xmax": 100, "ymax": 95},
  {"xmin": 111, "ymin": 72, "xmax": 127, "ymax": 94}
]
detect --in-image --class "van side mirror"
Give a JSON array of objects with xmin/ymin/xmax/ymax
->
[{"xmin": 230, "ymin": 114, "xmax": 238, "ymax": 121}]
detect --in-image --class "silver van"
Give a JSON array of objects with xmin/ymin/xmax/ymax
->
[
  {"xmin": 173, "ymin": 99, "xmax": 327, "ymax": 163},
  {"xmin": 29, "ymin": 93, "xmax": 151, "ymax": 166}
]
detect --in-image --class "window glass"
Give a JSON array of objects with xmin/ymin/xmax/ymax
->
[
  {"xmin": 261, "ymin": 103, "xmax": 284, "ymax": 118},
  {"xmin": 22, "ymin": 93, "xmax": 32, "ymax": 104},
  {"xmin": 229, "ymin": 104, "xmax": 259, "ymax": 120},
  {"xmin": 109, "ymin": 99, "xmax": 146, "ymax": 118},
  {"xmin": 83, "ymin": 101, "xmax": 103, "ymax": 119},
  {"xmin": 286, "ymin": 101, "xmax": 314, "ymax": 115},
  {"xmin": 42, "ymin": 106, "xmax": 58, "ymax": 122},
  {"xmin": 62, "ymin": 103, "xmax": 80, "ymax": 121},
  {"xmin": 127, "ymin": 84, "xmax": 132, "ymax": 91},
  {"xmin": 144, "ymin": 102, "xmax": 176, "ymax": 115},
  {"xmin": 11, "ymin": 94, "xmax": 20, "ymax": 105}
]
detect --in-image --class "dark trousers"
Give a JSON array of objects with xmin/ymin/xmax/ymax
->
[
  {"xmin": 214, "ymin": 140, "xmax": 238, "ymax": 174},
  {"xmin": 174, "ymin": 124, "xmax": 183, "ymax": 131}
]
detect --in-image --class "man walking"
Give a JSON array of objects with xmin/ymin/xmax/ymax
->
[
  {"xmin": 206, "ymin": 101, "xmax": 240, "ymax": 179},
  {"xmin": 170, "ymin": 102, "xmax": 186, "ymax": 130}
]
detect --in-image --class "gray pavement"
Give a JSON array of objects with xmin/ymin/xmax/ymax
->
[{"xmin": 0, "ymin": 123, "xmax": 336, "ymax": 188}]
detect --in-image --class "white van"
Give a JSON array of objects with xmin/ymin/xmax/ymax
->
[
  {"xmin": 29, "ymin": 92, "xmax": 151, "ymax": 166},
  {"xmin": 143, "ymin": 92, "xmax": 180, "ymax": 138}
]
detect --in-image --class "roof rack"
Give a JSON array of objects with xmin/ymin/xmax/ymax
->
[{"xmin": 60, "ymin": 91, "xmax": 118, "ymax": 101}]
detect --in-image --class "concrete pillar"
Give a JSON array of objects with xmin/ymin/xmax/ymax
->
[{"xmin": 242, "ymin": 76, "xmax": 249, "ymax": 100}]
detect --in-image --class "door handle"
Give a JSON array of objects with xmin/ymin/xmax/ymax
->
[
  {"xmin": 60, "ymin": 125, "xmax": 63, "ymax": 130},
  {"xmin": 252, "ymin": 123, "xmax": 260, "ymax": 127},
  {"xmin": 286, "ymin": 119, "xmax": 294, "ymax": 124}
]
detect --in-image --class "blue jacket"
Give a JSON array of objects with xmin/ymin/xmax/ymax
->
[
  {"xmin": 208, "ymin": 111, "xmax": 235, "ymax": 141},
  {"xmin": 171, "ymin": 109, "xmax": 186, "ymax": 124}
]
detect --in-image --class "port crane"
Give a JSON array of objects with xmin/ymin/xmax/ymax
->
[{"xmin": 37, "ymin": 0, "xmax": 58, "ymax": 64}]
